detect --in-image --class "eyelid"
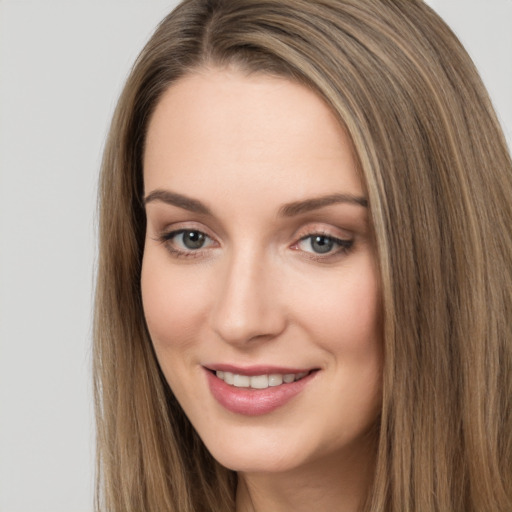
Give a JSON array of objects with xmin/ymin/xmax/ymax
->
[
  {"xmin": 292, "ymin": 222, "xmax": 353, "ymax": 242},
  {"xmin": 154, "ymin": 223, "xmax": 220, "ymax": 259},
  {"xmin": 289, "ymin": 224, "xmax": 355, "ymax": 260},
  {"xmin": 154, "ymin": 220, "xmax": 217, "ymax": 242},
  {"xmin": 292, "ymin": 233, "xmax": 353, "ymax": 250},
  {"xmin": 161, "ymin": 228, "xmax": 215, "ymax": 245}
]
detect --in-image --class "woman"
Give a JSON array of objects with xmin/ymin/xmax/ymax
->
[{"xmin": 94, "ymin": 0, "xmax": 512, "ymax": 510}]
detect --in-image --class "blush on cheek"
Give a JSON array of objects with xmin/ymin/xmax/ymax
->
[
  {"xmin": 141, "ymin": 256, "xmax": 210, "ymax": 353},
  {"xmin": 142, "ymin": 290, "xmax": 191, "ymax": 351}
]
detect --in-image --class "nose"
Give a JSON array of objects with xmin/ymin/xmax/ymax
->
[{"xmin": 210, "ymin": 248, "xmax": 286, "ymax": 346}]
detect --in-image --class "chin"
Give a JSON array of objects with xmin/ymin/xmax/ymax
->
[
  {"xmin": 192, "ymin": 420, "xmax": 304, "ymax": 473},
  {"xmin": 209, "ymin": 444, "xmax": 305, "ymax": 474}
]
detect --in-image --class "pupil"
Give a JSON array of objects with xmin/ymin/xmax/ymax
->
[
  {"xmin": 311, "ymin": 236, "xmax": 333, "ymax": 254},
  {"xmin": 183, "ymin": 231, "xmax": 205, "ymax": 249}
]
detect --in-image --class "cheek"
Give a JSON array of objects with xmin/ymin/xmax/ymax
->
[
  {"xmin": 303, "ymin": 265, "xmax": 382, "ymax": 434},
  {"xmin": 140, "ymin": 251, "xmax": 211, "ymax": 354},
  {"xmin": 140, "ymin": 251, "xmax": 217, "ymax": 412},
  {"xmin": 293, "ymin": 259, "xmax": 381, "ymax": 354},
  {"xmin": 291, "ymin": 256, "xmax": 383, "ymax": 421}
]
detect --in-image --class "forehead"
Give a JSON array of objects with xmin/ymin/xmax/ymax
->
[{"xmin": 143, "ymin": 67, "xmax": 363, "ymax": 203}]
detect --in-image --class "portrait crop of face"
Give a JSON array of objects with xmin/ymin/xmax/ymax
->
[
  {"xmin": 3, "ymin": 0, "xmax": 512, "ymax": 511},
  {"xmin": 141, "ymin": 68, "xmax": 382, "ymax": 510},
  {"xmin": 84, "ymin": 1, "xmax": 512, "ymax": 511}
]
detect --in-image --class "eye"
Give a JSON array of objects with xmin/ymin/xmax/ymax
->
[
  {"xmin": 176, "ymin": 230, "xmax": 208, "ymax": 250},
  {"xmin": 160, "ymin": 229, "xmax": 216, "ymax": 255},
  {"xmin": 296, "ymin": 234, "xmax": 353, "ymax": 255}
]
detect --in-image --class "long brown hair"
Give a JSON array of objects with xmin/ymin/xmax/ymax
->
[{"xmin": 94, "ymin": 1, "xmax": 512, "ymax": 510}]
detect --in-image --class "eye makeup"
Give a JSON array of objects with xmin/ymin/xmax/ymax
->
[{"xmin": 155, "ymin": 224, "xmax": 355, "ymax": 263}]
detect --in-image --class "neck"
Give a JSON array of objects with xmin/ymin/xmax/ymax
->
[{"xmin": 235, "ymin": 433, "xmax": 377, "ymax": 512}]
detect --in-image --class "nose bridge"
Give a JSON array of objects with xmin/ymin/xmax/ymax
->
[{"xmin": 210, "ymin": 243, "xmax": 284, "ymax": 345}]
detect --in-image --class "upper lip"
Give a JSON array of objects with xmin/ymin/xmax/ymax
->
[{"xmin": 204, "ymin": 364, "xmax": 318, "ymax": 376}]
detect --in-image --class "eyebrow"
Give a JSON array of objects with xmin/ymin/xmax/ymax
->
[
  {"xmin": 143, "ymin": 189, "xmax": 368, "ymax": 216},
  {"xmin": 278, "ymin": 193, "xmax": 368, "ymax": 216},
  {"xmin": 144, "ymin": 189, "xmax": 212, "ymax": 215}
]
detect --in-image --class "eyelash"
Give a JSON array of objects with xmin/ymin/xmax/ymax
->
[
  {"xmin": 157, "ymin": 228, "xmax": 354, "ymax": 261},
  {"xmin": 157, "ymin": 229, "xmax": 216, "ymax": 259},
  {"xmin": 294, "ymin": 232, "xmax": 354, "ymax": 262}
]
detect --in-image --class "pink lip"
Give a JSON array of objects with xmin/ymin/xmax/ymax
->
[{"xmin": 205, "ymin": 367, "xmax": 318, "ymax": 416}]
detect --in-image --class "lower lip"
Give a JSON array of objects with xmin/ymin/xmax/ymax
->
[{"xmin": 205, "ymin": 369, "xmax": 317, "ymax": 416}]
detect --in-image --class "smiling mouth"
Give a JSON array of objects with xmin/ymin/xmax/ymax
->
[
  {"xmin": 213, "ymin": 370, "xmax": 313, "ymax": 390},
  {"xmin": 206, "ymin": 367, "xmax": 319, "ymax": 415}
]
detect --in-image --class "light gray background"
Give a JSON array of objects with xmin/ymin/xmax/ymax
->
[{"xmin": 0, "ymin": 1, "xmax": 510, "ymax": 511}]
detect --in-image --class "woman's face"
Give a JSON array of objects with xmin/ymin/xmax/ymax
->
[{"xmin": 141, "ymin": 68, "xmax": 382, "ymax": 475}]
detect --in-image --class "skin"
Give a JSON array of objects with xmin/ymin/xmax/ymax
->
[{"xmin": 141, "ymin": 67, "xmax": 383, "ymax": 512}]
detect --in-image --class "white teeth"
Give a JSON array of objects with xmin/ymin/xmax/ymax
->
[
  {"xmin": 215, "ymin": 370, "xmax": 309, "ymax": 389},
  {"xmin": 268, "ymin": 374, "xmax": 283, "ymax": 386},
  {"xmin": 250, "ymin": 375, "xmax": 269, "ymax": 389},
  {"xmin": 233, "ymin": 374, "xmax": 250, "ymax": 387}
]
